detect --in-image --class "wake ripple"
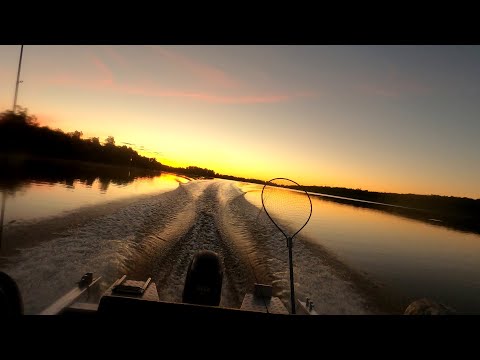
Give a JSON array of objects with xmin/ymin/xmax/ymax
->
[{"xmin": 1, "ymin": 179, "xmax": 372, "ymax": 314}]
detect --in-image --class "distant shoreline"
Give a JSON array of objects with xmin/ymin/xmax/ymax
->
[
  {"xmin": 309, "ymin": 191, "xmax": 480, "ymax": 235},
  {"xmin": 1, "ymin": 155, "xmax": 478, "ymax": 236},
  {"xmin": 0, "ymin": 153, "xmax": 161, "ymax": 173},
  {"xmin": 228, "ymin": 178, "xmax": 480, "ymax": 236}
]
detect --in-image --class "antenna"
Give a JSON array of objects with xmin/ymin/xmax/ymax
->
[{"xmin": 12, "ymin": 45, "xmax": 24, "ymax": 113}]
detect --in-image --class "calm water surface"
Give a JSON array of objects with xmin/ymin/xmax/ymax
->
[
  {"xmin": 1, "ymin": 173, "xmax": 187, "ymax": 223},
  {"xmin": 241, "ymin": 183, "xmax": 480, "ymax": 313},
  {"xmin": 2, "ymin": 177, "xmax": 480, "ymax": 313}
]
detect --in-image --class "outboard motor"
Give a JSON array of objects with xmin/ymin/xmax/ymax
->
[
  {"xmin": 182, "ymin": 250, "xmax": 223, "ymax": 306},
  {"xmin": 0, "ymin": 271, "xmax": 23, "ymax": 316}
]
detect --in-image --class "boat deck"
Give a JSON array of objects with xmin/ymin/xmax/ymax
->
[{"xmin": 240, "ymin": 293, "xmax": 289, "ymax": 314}]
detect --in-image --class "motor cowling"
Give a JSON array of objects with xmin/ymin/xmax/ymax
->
[
  {"xmin": 182, "ymin": 250, "xmax": 223, "ymax": 306},
  {"xmin": 0, "ymin": 271, "xmax": 23, "ymax": 316}
]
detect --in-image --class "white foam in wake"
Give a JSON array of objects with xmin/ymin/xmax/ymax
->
[{"xmin": 1, "ymin": 179, "xmax": 372, "ymax": 314}]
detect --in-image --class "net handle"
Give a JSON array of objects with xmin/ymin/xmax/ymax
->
[{"xmin": 261, "ymin": 177, "xmax": 313, "ymax": 314}]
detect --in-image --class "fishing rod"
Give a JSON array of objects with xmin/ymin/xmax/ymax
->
[
  {"xmin": 1, "ymin": 45, "xmax": 24, "ymax": 247},
  {"xmin": 12, "ymin": 45, "xmax": 24, "ymax": 113}
]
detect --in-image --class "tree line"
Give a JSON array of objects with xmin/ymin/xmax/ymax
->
[
  {"xmin": 2, "ymin": 108, "xmax": 478, "ymax": 233},
  {"xmin": 162, "ymin": 165, "xmax": 216, "ymax": 178},
  {"xmin": 293, "ymin": 185, "xmax": 480, "ymax": 234},
  {"xmin": 0, "ymin": 109, "xmax": 161, "ymax": 171},
  {"xmin": 297, "ymin": 185, "xmax": 479, "ymax": 215}
]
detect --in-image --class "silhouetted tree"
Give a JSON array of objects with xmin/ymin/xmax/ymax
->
[
  {"xmin": 0, "ymin": 109, "xmax": 162, "ymax": 171},
  {"xmin": 69, "ymin": 130, "xmax": 83, "ymax": 139},
  {"xmin": 0, "ymin": 107, "xmax": 38, "ymax": 127},
  {"xmin": 105, "ymin": 136, "xmax": 115, "ymax": 146}
]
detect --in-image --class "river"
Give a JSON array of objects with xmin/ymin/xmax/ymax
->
[{"xmin": 1, "ymin": 175, "xmax": 479, "ymax": 314}]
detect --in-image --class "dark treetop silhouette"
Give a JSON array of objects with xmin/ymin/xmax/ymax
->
[{"xmin": 0, "ymin": 108, "xmax": 162, "ymax": 171}]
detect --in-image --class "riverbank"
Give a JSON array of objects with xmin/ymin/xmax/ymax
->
[{"xmin": 311, "ymin": 192, "xmax": 480, "ymax": 236}]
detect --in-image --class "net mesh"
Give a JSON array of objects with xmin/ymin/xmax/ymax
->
[{"xmin": 261, "ymin": 178, "xmax": 312, "ymax": 240}]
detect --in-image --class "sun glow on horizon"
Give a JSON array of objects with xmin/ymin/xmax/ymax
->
[
  {"xmin": 18, "ymin": 110, "xmax": 479, "ymax": 199},
  {"xmin": 1, "ymin": 45, "xmax": 479, "ymax": 199}
]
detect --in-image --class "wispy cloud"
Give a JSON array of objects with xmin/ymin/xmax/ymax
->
[
  {"xmin": 47, "ymin": 72, "xmax": 317, "ymax": 104},
  {"xmin": 89, "ymin": 54, "xmax": 114, "ymax": 85},
  {"xmin": 150, "ymin": 46, "xmax": 240, "ymax": 89},
  {"xmin": 44, "ymin": 48, "xmax": 318, "ymax": 104},
  {"xmin": 48, "ymin": 52, "xmax": 115, "ymax": 89},
  {"xmin": 113, "ymin": 81, "xmax": 316, "ymax": 103}
]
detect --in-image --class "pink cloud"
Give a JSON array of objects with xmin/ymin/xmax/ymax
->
[
  {"xmin": 40, "ymin": 46, "xmax": 320, "ymax": 105},
  {"xmin": 113, "ymin": 82, "xmax": 315, "ymax": 104},
  {"xmin": 150, "ymin": 46, "xmax": 240, "ymax": 89},
  {"xmin": 44, "ymin": 51, "xmax": 319, "ymax": 105},
  {"xmin": 46, "ymin": 73, "xmax": 315, "ymax": 104},
  {"xmin": 89, "ymin": 55, "xmax": 114, "ymax": 85},
  {"xmin": 47, "ymin": 54, "xmax": 115, "ymax": 89},
  {"xmin": 50, "ymin": 72, "xmax": 103, "ymax": 88}
]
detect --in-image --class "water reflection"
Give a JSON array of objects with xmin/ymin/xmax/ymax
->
[
  {"xmin": 241, "ymin": 182, "xmax": 480, "ymax": 313},
  {"xmin": 0, "ymin": 158, "xmax": 187, "ymax": 227},
  {"xmin": 0, "ymin": 157, "xmax": 163, "ymax": 194}
]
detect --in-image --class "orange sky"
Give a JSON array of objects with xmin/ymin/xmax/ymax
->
[{"xmin": 1, "ymin": 45, "xmax": 479, "ymax": 198}]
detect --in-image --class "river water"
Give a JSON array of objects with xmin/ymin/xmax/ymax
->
[{"xmin": 1, "ymin": 176, "xmax": 479, "ymax": 314}]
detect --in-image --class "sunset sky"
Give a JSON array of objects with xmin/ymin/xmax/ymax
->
[{"xmin": 0, "ymin": 45, "xmax": 479, "ymax": 198}]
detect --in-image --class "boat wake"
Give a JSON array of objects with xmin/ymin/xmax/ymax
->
[{"xmin": 0, "ymin": 179, "xmax": 372, "ymax": 314}]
